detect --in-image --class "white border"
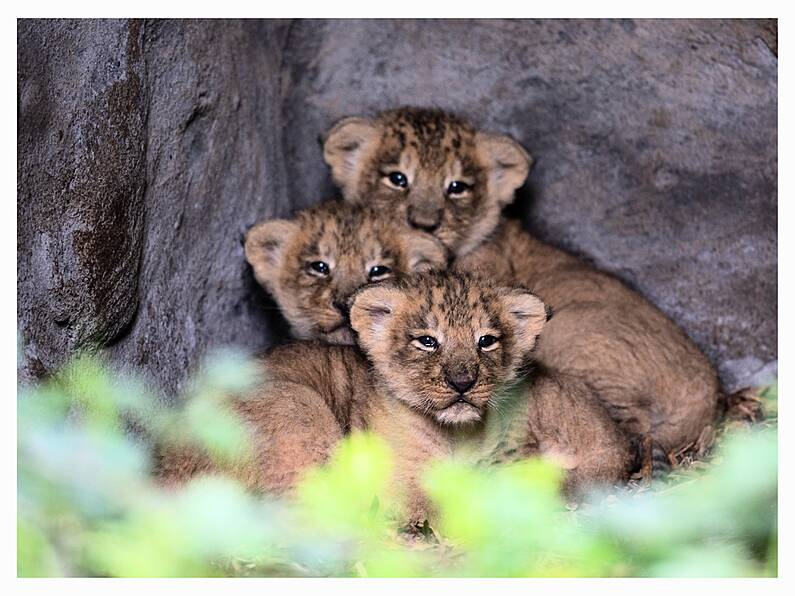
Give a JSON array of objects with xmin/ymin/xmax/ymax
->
[{"xmin": 5, "ymin": 6, "xmax": 786, "ymax": 595}]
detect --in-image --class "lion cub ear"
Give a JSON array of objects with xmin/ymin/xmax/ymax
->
[
  {"xmin": 400, "ymin": 231, "xmax": 449, "ymax": 273},
  {"xmin": 322, "ymin": 117, "xmax": 380, "ymax": 201},
  {"xmin": 350, "ymin": 284, "xmax": 404, "ymax": 355},
  {"xmin": 499, "ymin": 288, "xmax": 548, "ymax": 354},
  {"xmin": 475, "ymin": 133, "xmax": 533, "ymax": 207},
  {"xmin": 244, "ymin": 219, "xmax": 300, "ymax": 291}
]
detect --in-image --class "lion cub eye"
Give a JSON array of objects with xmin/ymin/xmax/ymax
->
[
  {"xmin": 368, "ymin": 265, "xmax": 392, "ymax": 281},
  {"xmin": 306, "ymin": 261, "xmax": 330, "ymax": 277},
  {"xmin": 411, "ymin": 335, "xmax": 439, "ymax": 352},
  {"xmin": 447, "ymin": 181, "xmax": 471, "ymax": 196},
  {"xmin": 478, "ymin": 335, "xmax": 500, "ymax": 351},
  {"xmin": 385, "ymin": 171, "xmax": 409, "ymax": 189}
]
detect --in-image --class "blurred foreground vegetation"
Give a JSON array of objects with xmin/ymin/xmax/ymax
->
[{"xmin": 18, "ymin": 350, "xmax": 777, "ymax": 577}]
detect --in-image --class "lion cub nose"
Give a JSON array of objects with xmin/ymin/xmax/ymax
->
[
  {"xmin": 446, "ymin": 371, "xmax": 478, "ymax": 394},
  {"xmin": 333, "ymin": 300, "xmax": 350, "ymax": 319},
  {"xmin": 407, "ymin": 206, "xmax": 441, "ymax": 233}
]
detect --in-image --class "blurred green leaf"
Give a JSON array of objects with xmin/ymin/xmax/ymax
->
[
  {"xmin": 190, "ymin": 348, "xmax": 263, "ymax": 396},
  {"xmin": 17, "ymin": 519, "xmax": 61, "ymax": 577},
  {"xmin": 17, "ymin": 353, "xmax": 778, "ymax": 578},
  {"xmin": 648, "ymin": 545, "xmax": 757, "ymax": 578},
  {"xmin": 296, "ymin": 432, "xmax": 398, "ymax": 537},
  {"xmin": 184, "ymin": 394, "xmax": 252, "ymax": 465},
  {"xmin": 761, "ymin": 383, "xmax": 778, "ymax": 419}
]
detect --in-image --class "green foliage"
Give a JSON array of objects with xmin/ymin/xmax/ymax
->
[
  {"xmin": 424, "ymin": 458, "xmax": 621, "ymax": 577},
  {"xmin": 17, "ymin": 351, "xmax": 778, "ymax": 577},
  {"xmin": 298, "ymin": 433, "xmax": 399, "ymax": 536},
  {"xmin": 762, "ymin": 383, "xmax": 778, "ymax": 421}
]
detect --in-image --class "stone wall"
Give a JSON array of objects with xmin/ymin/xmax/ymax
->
[{"xmin": 17, "ymin": 19, "xmax": 777, "ymax": 396}]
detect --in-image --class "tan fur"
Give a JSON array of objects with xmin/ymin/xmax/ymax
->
[
  {"xmin": 522, "ymin": 370, "xmax": 636, "ymax": 497},
  {"xmin": 323, "ymin": 107, "xmax": 530, "ymax": 255},
  {"xmin": 154, "ymin": 342, "xmax": 373, "ymax": 495},
  {"xmin": 349, "ymin": 273, "xmax": 546, "ymax": 426},
  {"xmin": 458, "ymin": 220, "xmax": 720, "ymax": 455},
  {"xmin": 244, "ymin": 201, "xmax": 448, "ymax": 344},
  {"xmin": 350, "ymin": 272, "xmax": 633, "ymax": 521},
  {"xmin": 323, "ymin": 107, "xmax": 720, "ymax": 457},
  {"xmin": 155, "ymin": 272, "xmax": 635, "ymax": 524}
]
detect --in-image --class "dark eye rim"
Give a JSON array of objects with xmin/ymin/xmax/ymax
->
[
  {"xmin": 368, "ymin": 265, "xmax": 392, "ymax": 279},
  {"xmin": 414, "ymin": 335, "xmax": 439, "ymax": 350},
  {"xmin": 478, "ymin": 334, "xmax": 500, "ymax": 349},
  {"xmin": 306, "ymin": 260, "xmax": 330, "ymax": 276},
  {"xmin": 447, "ymin": 180, "xmax": 472, "ymax": 195},
  {"xmin": 386, "ymin": 171, "xmax": 409, "ymax": 188}
]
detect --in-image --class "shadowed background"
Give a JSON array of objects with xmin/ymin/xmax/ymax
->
[{"xmin": 17, "ymin": 19, "xmax": 777, "ymax": 398}]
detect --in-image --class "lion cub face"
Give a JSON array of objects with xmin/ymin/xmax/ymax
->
[
  {"xmin": 323, "ymin": 107, "xmax": 532, "ymax": 256},
  {"xmin": 350, "ymin": 272, "xmax": 548, "ymax": 425},
  {"xmin": 245, "ymin": 202, "xmax": 448, "ymax": 344}
]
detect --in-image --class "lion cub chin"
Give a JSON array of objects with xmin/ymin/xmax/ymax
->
[
  {"xmin": 156, "ymin": 272, "xmax": 635, "ymax": 525},
  {"xmin": 244, "ymin": 201, "xmax": 448, "ymax": 344}
]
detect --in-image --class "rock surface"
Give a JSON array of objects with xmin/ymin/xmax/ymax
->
[
  {"xmin": 18, "ymin": 19, "xmax": 148, "ymax": 380},
  {"xmin": 17, "ymin": 19, "xmax": 777, "ymax": 396}
]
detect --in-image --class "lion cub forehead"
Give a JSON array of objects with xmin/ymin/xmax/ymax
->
[
  {"xmin": 298, "ymin": 202, "xmax": 398, "ymax": 255},
  {"xmin": 377, "ymin": 107, "xmax": 479, "ymax": 169},
  {"xmin": 378, "ymin": 107, "xmax": 475, "ymax": 140},
  {"xmin": 400, "ymin": 273, "xmax": 503, "ymax": 330}
]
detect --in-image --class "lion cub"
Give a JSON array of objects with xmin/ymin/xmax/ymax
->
[
  {"xmin": 156, "ymin": 272, "xmax": 635, "ymax": 523},
  {"xmin": 323, "ymin": 107, "xmax": 530, "ymax": 256},
  {"xmin": 323, "ymin": 106, "xmax": 720, "ymax": 458},
  {"xmin": 350, "ymin": 272, "xmax": 635, "ymax": 519},
  {"xmin": 244, "ymin": 201, "xmax": 448, "ymax": 344}
]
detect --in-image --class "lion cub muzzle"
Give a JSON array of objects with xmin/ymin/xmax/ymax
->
[
  {"xmin": 444, "ymin": 366, "xmax": 478, "ymax": 395},
  {"xmin": 407, "ymin": 204, "xmax": 443, "ymax": 233}
]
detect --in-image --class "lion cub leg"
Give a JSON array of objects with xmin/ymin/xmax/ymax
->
[
  {"xmin": 525, "ymin": 370, "xmax": 636, "ymax": 498},
  {"xmin": 155, "ymin": 380, "xmax": 344, "ymax": 495}
]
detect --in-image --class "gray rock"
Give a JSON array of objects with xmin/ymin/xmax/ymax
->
[
  {"xmin": 18, "ymin": 19, "xmax": 148, "ymax": 381},
  {"xmin": 17, "ymin": 19, "xmax": 777, "ymax": 396},
  {"xmin": 107, "ymin": 20, "xmax": 294, "ymax": 398},
  {"xmin": 280, "ymin": 19, "xmax": 778, "ymax": 393}
]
